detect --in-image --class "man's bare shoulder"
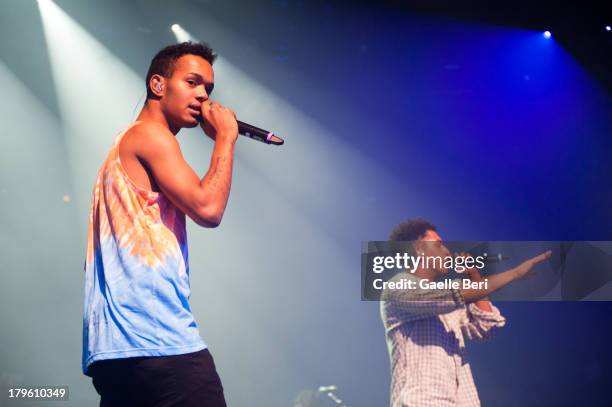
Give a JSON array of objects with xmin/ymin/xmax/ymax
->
[{"xmin": 124, "ymin": 121, "xmax": 180, "ymax": 159}]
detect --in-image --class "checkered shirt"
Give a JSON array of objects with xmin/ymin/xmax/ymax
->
[{"xmin": 380, "ymin": 273, "xmax": 506, "ymax": 407}]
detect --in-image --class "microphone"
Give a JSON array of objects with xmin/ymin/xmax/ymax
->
[
  {"xmin": 238, "ymin": 120, "xmax": 284, "ymax": 145},
  {"xmin": 449, "ymin": 242, "xmax": 509, "ymax": 263},
  {"xmin": 481, "ymin": 253, "xmax": 510, "ymax": 263}
]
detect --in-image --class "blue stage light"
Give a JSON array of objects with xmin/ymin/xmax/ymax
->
[{"xmin": 543, "ymin": 31, "xmax": 552, "ymax": 39}]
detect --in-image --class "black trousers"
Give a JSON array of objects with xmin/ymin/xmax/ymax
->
[{"xmin": 90, "ymin": 348, "xmax": 227, "ymax": 407}]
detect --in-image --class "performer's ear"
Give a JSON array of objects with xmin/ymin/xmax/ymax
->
[{"xmin": 150, "ymin": 75, "xmax": 165, "ymax": 97}]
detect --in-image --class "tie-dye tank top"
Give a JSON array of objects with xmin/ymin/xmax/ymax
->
[{"xmin": 82, "ymin": 122, "xmax": 206, "ymax": 376}]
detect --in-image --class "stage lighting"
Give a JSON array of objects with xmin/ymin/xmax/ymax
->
[
  {"xmin": 606, "ymin": 26, "xmax": 611, "ymax": 32},
  {"xmin": 170, "ymin": 24, "xmax": 192, "ymax": 42},
  {"xmin": 543, "ymin": 31, "xmax": 552, "ymax": 39}
]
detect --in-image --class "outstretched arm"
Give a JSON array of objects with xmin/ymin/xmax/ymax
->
[{"xmin": 460, "ymin": 250, "xmax": 553, "ymax": 303}]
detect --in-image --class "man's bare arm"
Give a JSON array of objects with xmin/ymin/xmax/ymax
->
[
  {"xmin": 460, "ymin": 250, "xmax": 552, "ymax": 303},
  {"xmin": 132, "ymin": 121, "xmax": 236, "ymax": 227}
]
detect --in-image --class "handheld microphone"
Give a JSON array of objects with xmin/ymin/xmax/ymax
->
[
  {"xmin": 197, "ymin": 114, "xmax": 284, "ymax": 146},
  {"xmin": 238, "ymin": 120, "xmax": 284, "ymax": 145},
  {"xmin": 481, "ymin": 253, "xmax": 510, "ymax": 263}
]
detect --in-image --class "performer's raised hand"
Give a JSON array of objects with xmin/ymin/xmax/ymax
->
[
  {"xmin": 199, "ymin": 100, "xmax": 238, "ymax": 143},
  {"xmin": 512, "ymin": 250, "xmax": 553, "ymax": 279}
]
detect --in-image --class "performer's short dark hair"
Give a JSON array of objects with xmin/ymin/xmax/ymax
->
[
  {"xmin": 389, "ymin": 218, "xmax": 437, "ymax": 241},
  {"xmin": 145, "ymin": 41, "xmax": 217, "ymax": 98}
]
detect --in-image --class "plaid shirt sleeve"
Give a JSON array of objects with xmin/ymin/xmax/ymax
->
[{"xmin": 461, "ymin": 303, "xmax": 506, "ymax": 341}]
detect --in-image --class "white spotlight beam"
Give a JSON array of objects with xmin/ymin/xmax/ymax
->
[
  {"xmin": 37, "ymin": 0, "xmax": 145, "ymax": 230},
  {"xmin": 171, "ymin": 23, "xmax": 193, "ymax": 42}
]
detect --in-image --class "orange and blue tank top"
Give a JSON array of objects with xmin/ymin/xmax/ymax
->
[{"xmin": 82, "ymin": 122, "xmax": 206, "ymax": 376}]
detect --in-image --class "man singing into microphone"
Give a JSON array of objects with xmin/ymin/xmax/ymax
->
[
  {"xmin": 82, "ymin": 42, "xmax": 236, "ymax": 406},
  {"xmin": 381, "ymin": 219, "xmax": 551, "ymax": 407}
]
